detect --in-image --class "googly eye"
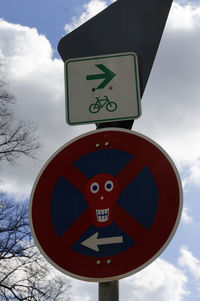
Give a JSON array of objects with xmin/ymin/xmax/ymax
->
[
  {"xmin": 90, "ymin": 182, "xmax": 99, "ymax": 194},
  {"xmin": 105, "ymin": 180, "xmax": 114, "ymax": 192}
]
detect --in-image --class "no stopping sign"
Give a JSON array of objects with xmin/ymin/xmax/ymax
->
[{"xmin": 29, "ymin": 129, "xmax": 183, "ymax": 282}]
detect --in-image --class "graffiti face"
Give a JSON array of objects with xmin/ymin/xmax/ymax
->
[{"xmin": 84, "ymin": 173, "xmax": 120, "ymax": 227}]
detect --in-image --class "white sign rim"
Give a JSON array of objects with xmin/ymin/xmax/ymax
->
[{"xmin": 29, "ymin": 128, "xmax": 183, "ymax": 283}]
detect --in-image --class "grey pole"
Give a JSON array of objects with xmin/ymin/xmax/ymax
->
[{"xmin": 99, "ymin": 281, "xmax": 119, "ymax": 301}]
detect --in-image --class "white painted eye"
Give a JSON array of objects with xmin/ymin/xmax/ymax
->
[
  {"xmin": 90, "ymin": 182, "xmax": 99, "ymax": 194},
  {"xmin": 105, "ymin": 180, "xmax": 114, "ymax": 192}
]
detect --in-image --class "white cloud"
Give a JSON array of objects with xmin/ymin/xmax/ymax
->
[
  {"xmin": 65, "ymin": 0, "xmax": 107, "ymax": 33},
  {"xmin": 121, "ymin": 258, "xmax": 188, "ymax": 301},
  {"xmin": 71, "ymin": 280, "xmax": 97, "ymax": 301},
  {"xmin": 133, "ymin": 2, "xmax": 200, "ymax": 180},
  {"xmin": 0, "ymin": 18, "xmax": 94, "ymax": 196},
  {"xmin": 181, "ymin": 207, "xmax": 194, "ymax": 224},
  {"xmin": 168, "ymin": 2, "xmax": 200, "ymax": 30},
  {"xmin": 178, "ymin": 245, "xmax": 200, "ymax": 280},
  {"xmin": 185, "ymin": 159, "xmax": 200, "ymax": 187}
]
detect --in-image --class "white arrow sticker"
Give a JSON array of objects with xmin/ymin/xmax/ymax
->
[{"xmin": 81, "ymin": 232, "xmax": 123, "ymax": 252}]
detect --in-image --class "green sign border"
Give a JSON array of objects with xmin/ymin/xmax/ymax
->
[{"xmin": 65, "ymin": 52, "xmax": 141, "ymax": 125}]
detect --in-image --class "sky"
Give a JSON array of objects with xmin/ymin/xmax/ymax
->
[{"xmin": 0, "ymin": 0, "xmax": 200, "ymax": 300}]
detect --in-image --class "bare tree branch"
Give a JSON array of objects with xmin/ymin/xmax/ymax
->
[
  {"xmin": 0, "ymin": 63, "xmax": 40, "ymax": 163},
  {"xmin": 0, "ymin": 196, "xmax": 72, "ymax": 301}
]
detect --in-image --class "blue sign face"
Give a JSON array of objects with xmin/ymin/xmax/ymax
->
[
  {"xmin": 30, "ymin": 129, "xmax": 182, "ymax": 282},
  {"xmin": 50, "ymin": 148, "xmax": 158, "ymax": 257}
]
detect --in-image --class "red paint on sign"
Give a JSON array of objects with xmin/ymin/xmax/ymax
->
[{"xmin": 30, "ymin": 129, "xmax": 182, "ymax": 282}]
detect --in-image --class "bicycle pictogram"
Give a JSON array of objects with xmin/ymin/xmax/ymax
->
[{"xmin": 89, "ymin": 96, "xmax": 117, "ymax": 114}]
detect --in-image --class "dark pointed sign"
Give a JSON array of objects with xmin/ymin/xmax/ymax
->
[{"xmin": 58, "ymin": 0, "xmax": 173, "ymax": 128}]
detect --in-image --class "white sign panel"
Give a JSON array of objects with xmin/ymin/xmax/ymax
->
[{"xmin": 65, "ymin": 52, "xmax": 141, "ymax": 125}]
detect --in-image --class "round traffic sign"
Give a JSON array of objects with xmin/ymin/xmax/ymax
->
[{"xmin": 29, "ymin": 129, "xmax": 182, "ymax": 282}]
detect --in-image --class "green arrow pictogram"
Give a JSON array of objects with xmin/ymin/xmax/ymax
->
[{"xmin": 86, "ymin": 64, "xmax": 116, "ymax": 89}]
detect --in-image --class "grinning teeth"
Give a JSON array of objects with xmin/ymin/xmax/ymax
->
[{"xmin": 96, "ymin": 208, "xmax": 109, "ymax": 222}]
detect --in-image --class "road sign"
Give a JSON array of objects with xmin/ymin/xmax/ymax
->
[
  {"xmin": 29, "ymin": 129, "xmax": 182, "ymax": 282},
  {"xmin": 65, "ymin": 52, "xmax": 141, "ymax": 125},
  {"xmin": 58, "ymin": 0, "xmax": 173, "ymax": 129}
]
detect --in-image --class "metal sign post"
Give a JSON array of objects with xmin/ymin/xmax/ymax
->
[{"xmin": 99, "ymin": 281, "xmax": 119, "ymax": 301}]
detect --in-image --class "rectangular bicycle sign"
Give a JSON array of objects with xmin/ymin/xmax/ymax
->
[{"xmin": 64, "ymin": 52, "xmax": 141, "ymax": 125}]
